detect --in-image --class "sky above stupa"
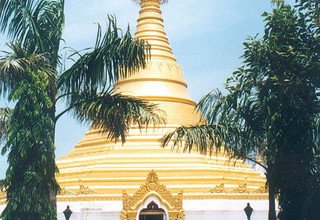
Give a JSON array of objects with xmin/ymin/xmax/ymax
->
[{"xmin": 0, "ymin": 0, "xmax": 294, "ymax": 178}]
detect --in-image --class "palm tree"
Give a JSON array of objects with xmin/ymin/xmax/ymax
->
[{"xmin": 0, "ymin": 0, "xmax": 161, "ymax": 219}]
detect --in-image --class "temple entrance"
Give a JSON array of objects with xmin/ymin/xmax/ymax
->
[
  {"xmin": 121, "ymin": 170, "xmax": 184, "ymax": 220},
  {"xmin": 139, "ymin": 202, "xmax": 166, "ymax": 220}
]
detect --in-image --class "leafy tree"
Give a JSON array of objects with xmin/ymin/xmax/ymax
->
[
  {"xmin": 0, "ymin": 0, "xmax": 161, "ymax": 219},
  {"xmin": 1, "ymin": 67, "xmax": 58, "ymax": 220},
  {"xmin": 161, "ymin": 1, "xmax": 320, "ymax": 220}
]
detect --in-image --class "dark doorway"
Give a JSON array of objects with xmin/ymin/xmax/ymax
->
[{"xmin": 139, "ymin": 201, "xmax": 166, "ymax": 220}]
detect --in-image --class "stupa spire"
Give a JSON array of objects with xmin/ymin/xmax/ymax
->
[
  {"xmin": 134, "ymin": 0, "xmax": 176, "ymax": 62},
  {"xmin": 113, "ymin": 0, "xmax": 198, "ymax": 125}
]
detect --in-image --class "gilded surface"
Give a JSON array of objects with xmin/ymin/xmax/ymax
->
[
  {"xmin": 115, "ymin": 0, "xmax": 198, "ymax": 125},
  {"xmin": 54, "ymin": 0, "xmax": 268, "ymax": 208},
  {"xmin": 0, "ymin": 191, "xmax": 6, "ymax": 202},
  {"xmin": 78, "ymin": 185, "xmax": 98, "ymax": 195},
  {"xmin": 121, "ymin": 170, "xmax": 184, "ymax": 220},
  {"xmin": 232, "ymin": 183, "xmax": 249, "ymax": 194},
  {"xmin": 209, "ymin": 183, "xmax": 225, "ymax": 193},
  {"xmin": 254, "ymin": 185, "xmax": 268, "ymax": 193},
  {"xmin": 59, "ymin": 188, "xmax": 76, "ymax": 196}
]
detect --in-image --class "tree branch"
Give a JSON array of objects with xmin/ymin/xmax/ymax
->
[
  {"xmin": 245, "ymin": 157, "xmax": 268, "ymax": 171},
  {"xmin": 55, "ymin": 92, "xmax": 72, "ymax": 102},
  {"xmin": 54, "ymin": 105, "xmax": 75, "ymax": 123}
]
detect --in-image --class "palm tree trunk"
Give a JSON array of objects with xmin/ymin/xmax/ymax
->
[
  {"xmin": 50, "ymin": 189, "xmax": 57, "ymax": 215},
  {"xmin": 267, "ymin": 174, "xmax": 277, "ymax": 220},
  {"xmin": 50, "ymin": 116, "xmax": 58, "ymax": 219},
  {"xmin": 50, "ymin": 85, "xmax": 58, "ymax": 219}
]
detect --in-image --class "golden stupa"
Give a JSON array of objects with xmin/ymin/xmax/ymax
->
[{"xmin": 54, "ymin": 0, "xmax": 268, "ymax": 219}]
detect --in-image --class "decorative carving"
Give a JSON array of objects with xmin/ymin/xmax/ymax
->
[
  {"xmin": 209, "ymin": 183, "xmax": 225, "ymax": 193},
  {"xmin": 254, "ymin": 185, "xmax": 267, "ymax": 193},
  {"xmin": 146, "ymin": 170, "xmax": 159, "ymax": 190},
  {"xmin": 177, "ymin": 211, "xmax": 185, "ymax": 220},
  {"xmin": 232, "ymin": 183, "xmax": 249, "ymax": 193},
  {"xmin": 121, "ymin": 170, "xmax": 184, "ymax": 220},
  {"xmin": 59, "ymin": 188, "xmax": 76, "ymax": 196},
  {"xmin": 78, "ymin": 185, "xmax": 98, "ymax": 195},
  {"xmin": 138, "ymin": 12, "xmax": 163, "ymax": 21},
  {"xmin": 120, "ymin": 209, "xmax": 128, "ymax": 220}
]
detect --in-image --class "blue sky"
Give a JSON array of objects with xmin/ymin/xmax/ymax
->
[{"xmin": 0, "ymin": 0, "xmax": 293, "ymax": 178}]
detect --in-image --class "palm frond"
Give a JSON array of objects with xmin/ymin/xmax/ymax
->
[
  {"xmin": 160, "ymin": 125, "xmax": 219, "ymax": 155},
  {"xmin": 160, "ymin": 122, "xmax": 265, "ymax": 166},
  {"xmin": 35, "ymin": 0, "xmax": 65, "ymax": 65},
  {"xmin": 0, "ymin": 107, "xmax": 12, "ymax": 144},
  {"xmin": 58, "ymin": 15, "xmax": 150, "ymax": 94},
  {"xmin": 0, "ymin": 0, "xmax": 65, "ymax": 64},
  {"xmin": 0, "ymin": 43, "xmax": 53, "ymax": 97},
  {"xmin": 161, "ymin": 88, "xmax": 264, "ymax": 160},
  {"xmin": 60, "ymin": 88, "xmax": 164, "ymax": 143},
  {"xmin": 197, "ymin": 90, "xmax": 225, "ymax": 124}
]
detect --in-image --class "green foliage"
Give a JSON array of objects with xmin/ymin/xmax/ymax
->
[
  {"xmin": 58, "ymin": 16, "xmax": 149, "ymax": 94},
  {"xmin": 0, "ymin": 0, "xmax": 65, "ymax": 66},
  {"xmin": 296, "ymin": 0, "xmax": 320, "ymax": 29},
  {"xmin": 162, "ymin": 125, "xmax": 214, "ymax": 154},
  {"xmin": 1, "ymin": 70, "xmax": 58, "ymax": 220},
  {"xmin": 58, "ymin": 16, "xmax": 158, "ymax": 142},
  {"xmin": 64, "ymin": 88, "xmax": 164, "ymax": 143},
  {"xmin": 0, "ymin": 43, "xmax": 53, "ymax": 97},
  {"xmin": 0, "ymin": 38, "xmax": 57, "ymax": 219},
  {"xmin": 0, "ymin": 107, "xmax": 12, "ymax": 144},
  {"xmin": 302, "ymin": 150, "xmax": 320, "ymax": 219},
  {"xmin": 161, "ymin": 89, "xmax": 266, "ymax": 166},
  {"xmin": 241, "ymin": 3, "xmax": 319, "ymax": 219}
]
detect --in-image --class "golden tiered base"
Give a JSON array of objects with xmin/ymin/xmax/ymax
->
[{"xmin": 56, "ymin": 125, "xmax": 267, "ymax": 202}]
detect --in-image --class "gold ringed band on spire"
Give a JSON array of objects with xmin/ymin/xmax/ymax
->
[{"xmin": 133, "ymin": 0, "xmax": 168, "ymax": 4}]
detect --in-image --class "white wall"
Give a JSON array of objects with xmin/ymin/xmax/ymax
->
[
  {"xmin": 1, "ymin": 199, "xmax": 270, "ymax": 220},
  {"xmin": 55, "ymin": 199, "xmax": 270, "ymax": 220},
  {"xmin": 57, "ymin": 211, "xmax": 120, "ymax": 220}
]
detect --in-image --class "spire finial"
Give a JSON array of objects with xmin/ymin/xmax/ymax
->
[{"xmin": 134, "ymin": 0, "xmax": 175, "ymax": 61}]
